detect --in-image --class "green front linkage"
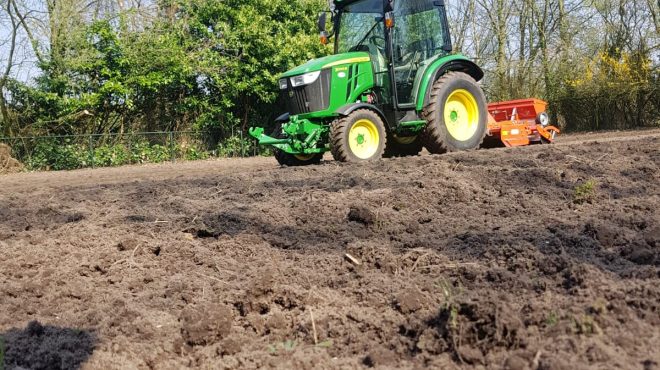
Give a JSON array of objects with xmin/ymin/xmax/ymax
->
[{"xmin": 248, "ymin": 115, "xmax": 329, "ymax": 155}]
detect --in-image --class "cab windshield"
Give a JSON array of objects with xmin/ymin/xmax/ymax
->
[{"xmin": 335, "ymin": 0, "xmax": 384, "ymax": 54}]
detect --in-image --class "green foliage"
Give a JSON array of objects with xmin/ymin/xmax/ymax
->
[
  {"xmin": 127, "ymin": 141, "xmax": 169, "ymax": 164},
  {"xmin": 216, "ymin": 135, "xmax": 251, "ymax": 157},
  {"xmin": 25, "ymin": 139, "xmax": 89, "ymax": 171},
  {"xmin": 4, "ymin": 0, "xmax": 328, "ymax": 139},
  {"xmin": 179, "ymin": 146, "xmax": 210, "ymax": 161},
  {"xmin": 216, "ymin": 135, "xmax": 273, "ymax": 158},
  {"xmin": 21, "ymin": 135, "xmax": 223, "ymax": 171},
  {"xmin": 93, "ymin": 144, "xmax": 131, "ymax": 167}
]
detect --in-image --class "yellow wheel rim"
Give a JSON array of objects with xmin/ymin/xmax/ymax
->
[
  {"xmin": 444, "ymin": 89, "xmax": 479, "ymax": 141},
  {"xmin": 294, "ymin": 154, "xmax": 316, "ymax": 161},
  {"xmin": 349, "ymin": 119, "xmax": 380, "ymax": 159},
  {"xmin": 393, "ymin": 135, "xmax": 417, "ymax": 145}
]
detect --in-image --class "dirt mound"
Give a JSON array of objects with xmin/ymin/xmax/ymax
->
[
  {"xmin": 0, "ymin": 129, "xmax": 658, "ymax": 369},
  {"xmin": 0, "ymin": 143, "xmax": 23, "ymax": 174}
]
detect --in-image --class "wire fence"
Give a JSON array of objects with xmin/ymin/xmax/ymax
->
[{"xmin": 0, "ymin": 131, "xmax": 269, "ymax": 172}]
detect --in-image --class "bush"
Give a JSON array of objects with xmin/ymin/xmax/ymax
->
[
  {"xmin": 94, "ymin": 144, "xmax": 130, "ymax": 166},
  {"xmin": 216, "ymin": 135, "xmax": 273, "ymax": 158},
  {"xmin": 554, "ymin": 50, "xmax": 658, "ymax": 131},
  {"xmin": 16, "ymin": 132, "xmax": 274, "ymax": 171},
  {"xmin": 217, "ymin": 135, "xmax": 251, "ymax": 157},
  {"xmin": 129, "ymin": 141, "xmax": 170, "ymax": 163},
  {"xmin": 26, "ymin": 140, "xmax": 88, "ymax": 171},
  {"xmin": 179, "ymin": 146, "xmax": 209, "ymax": 161},
  {"xmin": 24, "ymin": 139, "xmax": 173, "ymax": 170}
]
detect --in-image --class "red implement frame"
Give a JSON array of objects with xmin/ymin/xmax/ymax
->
[{"xmin": 486, "ymin": 98, "xmax": 560, "ymax": 147}]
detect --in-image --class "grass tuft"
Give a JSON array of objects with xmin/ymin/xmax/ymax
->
[{"xmin": 573, "ymin": 179, "xmax": 597, "ymax": 204}]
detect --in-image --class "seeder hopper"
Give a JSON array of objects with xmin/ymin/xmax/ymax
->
[{"xmin": 486, "ymin": 98, "xmax": 561, "ymax": 148}]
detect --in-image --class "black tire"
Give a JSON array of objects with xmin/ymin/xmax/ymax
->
[
  {"xmin": 330, "ymin": 109, "xmax": 386, "ymax": 162},
  {"xmin": 271, "ymin": 124, "xmax": 323, "ymax": 167},
  {"xmin": 422, "ymin": 72, "xmax": 488, "ymax": 154},
  {"xmin": 384, "ymin": 135, "xmax": 423, "ymax": 158}
]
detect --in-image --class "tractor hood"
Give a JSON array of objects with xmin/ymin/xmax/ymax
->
[{"xmin": 280, "ymin": 52, "xmax": 370, "ymax": 78}]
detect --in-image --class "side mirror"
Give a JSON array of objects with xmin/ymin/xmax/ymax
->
[
  {"xmin": 384, "ymin": 0, "xmax": 394, "ymax": 12},
  {"xmin": 318, "ymin": 12, "xmax": 328, "ymax": 33},
  {"xmin": 318, "ymin": 11, "xmax": 334, "ymax": 45}
]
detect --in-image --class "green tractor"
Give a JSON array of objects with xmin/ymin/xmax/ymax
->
[{"xmin": 249, "ymin": 0, "xmax": 488, "ymax": 165}]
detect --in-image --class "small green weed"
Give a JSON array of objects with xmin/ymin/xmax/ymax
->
[
  {"xmin": 436, "ymin": 279, "xmax": 461, "ymax": 329},
  {"xmin": 572, "ymin": 315, "xmax": 603, "ymax": 335},
  {"xmin": 573, "ymin": 179, "xmax": 597, "ymax": 204},
  {"xmin": 268, "ymin": 339, "xmax": 297, "ymax": 354},
  {"xmin": 316, "ymin": 339, "xmax": 333, "ymax": 348},
  {"xmin": 545, "ymin": 311, "xmax": 559, "ymax": 327}
]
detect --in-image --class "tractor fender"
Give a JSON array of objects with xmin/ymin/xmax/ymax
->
[
  {"xmin": 335, "ymin": 103, "xmax": 388, "ymax": 124},
  {"xmin": 275, "ymin": 113, "xmax": 290, "ymax": 123},
  {"xmin": 416, "ymin": 56, "xmax": 484, "ymax": 111}
]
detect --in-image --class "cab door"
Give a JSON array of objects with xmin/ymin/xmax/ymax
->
[{"xmin": 390, "ymin": 0, "xmax": 451, "ymax": 106}]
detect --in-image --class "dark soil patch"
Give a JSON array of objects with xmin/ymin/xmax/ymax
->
[{"xmin": 2, "ymin": 321, "xmax": 96, "ymax": 370}]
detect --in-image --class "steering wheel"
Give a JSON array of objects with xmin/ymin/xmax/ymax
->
[
  {"xmin": 369, "ymin": 35, "xmax": 386, "ymax": 51},
  {"xmin": 404, "ymin": 50, "xmax": 422, "ymax": 82}
]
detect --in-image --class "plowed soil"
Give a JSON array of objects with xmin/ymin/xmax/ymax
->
[{"xmin": 1, "ymin": 129, "xmax": 659, "ymax": 369}]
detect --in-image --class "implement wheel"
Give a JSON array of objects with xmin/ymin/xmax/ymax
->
[
  {"xmin": 422, "ymin": 72, "xmax": 487, "ymax": 153},
  {"xmin": 272, "ymin": 124, "xmax": 323, "ymax": 166},
  {"xmin": 330, "ymin": 109, "xmax": 386, "ymax": 162},
  {"xmin": 384, "ymin": 135, "xmax": 423, "ymax": 158}
]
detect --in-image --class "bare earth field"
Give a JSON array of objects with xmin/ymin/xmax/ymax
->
[{"xmin": 1, "ymin": 129, "xmax": 659, "ymax": 369}]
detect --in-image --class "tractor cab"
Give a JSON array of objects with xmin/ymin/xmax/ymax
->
[
  {"xmin": 329, "ymin": 0, "xmax": 457, "ymax": 108},
  {"xmin": 249, "ymin": 0, "xmax": 489, "ymax": 165}
]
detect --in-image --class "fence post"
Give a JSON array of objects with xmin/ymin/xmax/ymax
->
[
  {"xmin": 88, "ymin": 135, "xmax": 94, "ymax": 168},
  {"xmin": 127, "ymin": 133, "xmax": 133, "ymax": 164},
  {"xmin": 240, "ymin": 130, "xmax": 244, "ymax": 157},
  {"xmin": 169, "ymin": 131, "xmax": 175, "ymax": 163}
]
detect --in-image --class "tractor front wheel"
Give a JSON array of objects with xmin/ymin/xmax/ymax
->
[
  {"xmin": 272, "ymin": 124, "xmax": 323, "ymax": 166},
  {"xmin": 330, "ymin": 109, "xmax": 386, "ymax": 162},
  {"xmin": 422, "ymin": 72, "xmax": 487, "ymax": 153}
]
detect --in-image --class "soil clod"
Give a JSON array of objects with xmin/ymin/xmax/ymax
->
[{"xmin": 347, "ymin": 206, "xmax": 375, "ymax": 226}]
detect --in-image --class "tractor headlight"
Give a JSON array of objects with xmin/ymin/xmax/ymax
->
[
  {"xmin": 290, "ymin": 71, "xmax": 321, "ymax": 87},
  {"xmin": 278, "ymin": 78, "xmax": 288, "ymax": 90},
  {"xmin": 536, "ymin": 112, "xmax": 550, "ymax": 127}
]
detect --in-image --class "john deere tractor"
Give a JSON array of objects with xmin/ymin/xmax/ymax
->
[{"xmin": 249, "ymin": 0, "xmax": 488, "ymax": 165}]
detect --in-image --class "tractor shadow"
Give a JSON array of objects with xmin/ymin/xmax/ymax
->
[{"xmin": 1, "ymin": 321, "xmax": 96, "ymax": 370}]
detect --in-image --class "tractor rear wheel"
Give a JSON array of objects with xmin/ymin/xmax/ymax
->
[
  {"xmin": 422, "ymin": 72, "xmax": 487, "ymax": 154},
  {"xmin": 272, "ymin": 124, "xmax": 323, "ymax": 166},
  {"xmin": 330, "ymin": 109, "xmax": 386, "ymax": 162},
  {"xmin": 384, "ymin": 135, "xmax": 423, "ymax": 158}
]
